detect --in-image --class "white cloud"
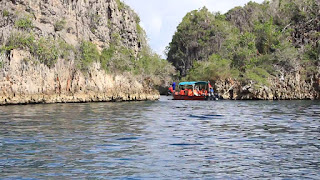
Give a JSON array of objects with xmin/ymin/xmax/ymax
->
[{"xmin": 123, "ymin": 0, "xmax": 265, "ymax": 58}]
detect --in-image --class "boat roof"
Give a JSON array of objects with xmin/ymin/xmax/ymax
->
[{"xmin": 179, "ymin": 81, "xmax": 208, "ymax": 86}]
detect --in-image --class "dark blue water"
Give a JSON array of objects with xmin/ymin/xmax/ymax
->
[{"xmin": 0, "ymin": 96, "xmax": 319, "ymax": 179}]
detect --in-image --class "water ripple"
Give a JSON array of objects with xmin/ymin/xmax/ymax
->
[{"xmin": 0, "ymin": 97, "xmax": 319, "ymax": 179}]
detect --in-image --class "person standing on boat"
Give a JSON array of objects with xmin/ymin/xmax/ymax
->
[
  {"xmin": 209, "ymin": 83, "xmax": 214, "ymax": 96},
  {"xmin": 172, "ymin": 82, "xmax": 176, "ymax": 91},
  {"xmin": 210, "ymin": 88, "xmax": 214, "ymax": 96}
]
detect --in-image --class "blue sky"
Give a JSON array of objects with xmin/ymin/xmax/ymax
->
[{"xmin": 123, "ymin": 0, "xmax": 265, "ymax": 58}]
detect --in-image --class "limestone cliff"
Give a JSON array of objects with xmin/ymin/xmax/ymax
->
[{"xmin": 0, "ymin": 0, "xmax": 167, "ymax": 105}]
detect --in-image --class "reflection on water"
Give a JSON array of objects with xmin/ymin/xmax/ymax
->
[{"xmin": 0, "ymin": 97, "xmax": 319, "ymax": 179}]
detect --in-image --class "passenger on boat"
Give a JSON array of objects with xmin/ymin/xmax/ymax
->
[
  {"xmin": 168, "ymin": 86, "xmax": 174, "ymax": 93},
  {"xmin": 193, "ymin": 86, "xmax": 200, "ymax": 96},
  {"xmin": 184, "ymin": 89, "xmax": 188, "ymax": 95},
  {"xmin": 188, "ymin": 89, "xmax": 193, "ymax": 96},
  {"xmin": 199, "ymin": 89, "xmax": 205, "ymax": 96},
  {"xmin": 193, "ymin": 89, "xmax": 199, "ymax": 96},
  {"xmin": 179, "ymin": 88, "xmax": 185, "ymax": 95}
]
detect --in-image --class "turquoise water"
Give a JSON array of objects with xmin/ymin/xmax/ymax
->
[{"xmin": 0, "ymin": 96, "xmax": 319, "ymax": 179}]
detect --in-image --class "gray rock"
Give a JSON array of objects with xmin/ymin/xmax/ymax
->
[{"xmin": 0, "ymin": 0, "xmax": 159, "ymax": 105}]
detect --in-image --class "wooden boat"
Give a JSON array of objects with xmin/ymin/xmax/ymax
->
[
  {"xmin": 173, "ymin": 94, "xmax": 207, "ymax": 100},
  {"xmin": 170, "ymin": 81, "xmax": 218, "ymax": 101}
]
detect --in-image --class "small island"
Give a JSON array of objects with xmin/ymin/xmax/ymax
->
[{"xmin": 167, "ymin": 1, "xmax": 319, "ymax": 100}]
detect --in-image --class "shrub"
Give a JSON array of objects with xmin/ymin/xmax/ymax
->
[
  {"xmin": 58, "ymin": 39, "xmax": 75, "ymax": 60},
  {"xmin": 111, "ymin": 32, "xmax": 121, "ymax": 45},
  {"xmin": 136, "ymin": 23, "xmax": 143, "ymax": 34},
  {"xmin": 100, "ymin": 45, "xmax": 115, "ymax": 72},
  {"xmin": 135, "ymin": 15, "xmax": 140, "ymax": 24},
  {"xmin": 5, "ymin": 33, "xmax": 58, "ymax": 67},
  {"xmin": 3, "ymin": 10, "xmax": 9, "ymax": 17},
  {"xmin": 185, "ymin": 54, "xmax": 237, "ymax": 82},
  {"xmin": 244, "ymin": 67, "xmax": 270, "ymax": 85},
  {"xmin": 79, "ymin": 41, "xmax": 100, "ymax": 70},
  {"xmin": 35, "ymin": 38, "xmax": 59, "ymax": 67},
  {"xmin": 303, "ymin": 44, "xmax": 319, "ymax": 63},
  {"xmin": 3, "ymin": 32, "xmax": 76, "ymax": 68},
  {"xmin": 273, "ymin": 41, "xmax": 299, "ymax": 70},
  {"xmin": 15, "ymin": 16, "xmax": 33, "ymax": 30},
  {"xmin": 116, "ymin": 0, "xmax": 125, "ymax": 10},
  {"xmin": 134, "ymin": 47, "xmax": 175, "ymax": 85},
  {"xmin": 100, "ymin": 42, "xmax": 175, "ymax": 82},
  {"xmin": 5, "ymin": 32, "xmax": 35, "ymax": 51},
  {"xmin": 254, "ymin": 18, "xmax": 280, "ymax": 54},
  {"xmin": 54, "ymin": 18, "xmax": 66, "ymax": 31},
  {"xmin": 110, "ymin": 47, "xmax": 134, "ymax": 72}
]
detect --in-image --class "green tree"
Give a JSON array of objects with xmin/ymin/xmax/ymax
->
[
  {"xmin": 79, "ymin": 41, "xmax": 100, "ymax": 71},
  {"xmin": 254, "ymin": 18, "xmax": 280, "ymax": 54}
]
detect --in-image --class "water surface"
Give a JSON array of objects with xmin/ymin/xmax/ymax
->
[{"xmin": 0, "ymin": 96, "xmax": 319, "ymax": 179}]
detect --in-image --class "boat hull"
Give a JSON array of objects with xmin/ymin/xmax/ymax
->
[{"xmin": 173, "ymin": 94, "xmax": 207, "ymax": 100}]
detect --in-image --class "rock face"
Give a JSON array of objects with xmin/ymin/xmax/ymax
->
[
  {"xmin": 0, "ymin": 0, "xmax": 142, "ymax": 53},
  {"xmin": 215, "ymin": 70, "xmax": 320, "ymax": 100},
  {"xmin": 0, "ymin": 49, "xmax": 159, "ymax": 105},
  {"xmin": 0, "ymin": 0, "xmax": 159, "ymax": 105}
]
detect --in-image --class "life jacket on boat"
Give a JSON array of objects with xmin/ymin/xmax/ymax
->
[
  {"xmin": 193, "ymin": 90, "xmax": 199, "ymax": 96},
  {"xmin": 168, "ymin": 86, "xmax": 174, "ymax": 93},
  {"xmin": 180, "ymin": 90, "xmax": 185, "ymax": 95},
  {"xmin": 188, "ymin": 89, "xmax": 193, "ymax": 96},
  {"xmin": 199, "ymin": 89, "xmax": 204, "ymax": 95}
]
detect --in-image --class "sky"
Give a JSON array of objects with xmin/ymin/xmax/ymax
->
[{"xmin": 123, "ymin": 0, "xmax": 265, "ymax": 58}]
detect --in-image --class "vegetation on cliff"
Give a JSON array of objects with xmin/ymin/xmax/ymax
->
[
  {"xmin": 167, "ymin": 0, "xmax": 319, "ymax": 86},
  {"xmin": 0, "ymin": 0, "xmax": 175, "ymax": 89}
]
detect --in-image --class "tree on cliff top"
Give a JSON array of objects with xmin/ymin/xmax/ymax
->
[
  {"xmin": 167, "ymin": 0, "xmax": 319, "ymax": 85},
  {"xmin": 167, "ymin": 7, "xmax": 217, "ymax": 77}
]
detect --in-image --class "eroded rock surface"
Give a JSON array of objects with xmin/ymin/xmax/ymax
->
[
  {"xmin": 0, "ymin": 0, "xmax": 159, "ymax": 105},
  {"xmin": 215, "ymin": 70, "xmax": 320, "ymax": 100},
  {"xmin": 0, "ymin": 49, "xmax": 159, "ymax": 105}
]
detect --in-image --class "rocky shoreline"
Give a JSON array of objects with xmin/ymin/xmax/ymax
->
[
  {"xmin": 214, "ymin": 72, "xmax": 320, "ymax": 100},
  {"xmin": 0, "ymin": 93, "xmax": 159, "ymax": 105},
  {"xmin": 0, "ymin": 50, "xmax": 159, "ymax": 105},
  {"xmin": 0, "ymin": 0, "xmax": 164, "ymax": 105}
]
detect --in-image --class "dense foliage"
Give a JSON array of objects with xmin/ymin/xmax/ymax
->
[{"xmin": 167, "ymin": 0, "xmax": 319, "ymax": 85}]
